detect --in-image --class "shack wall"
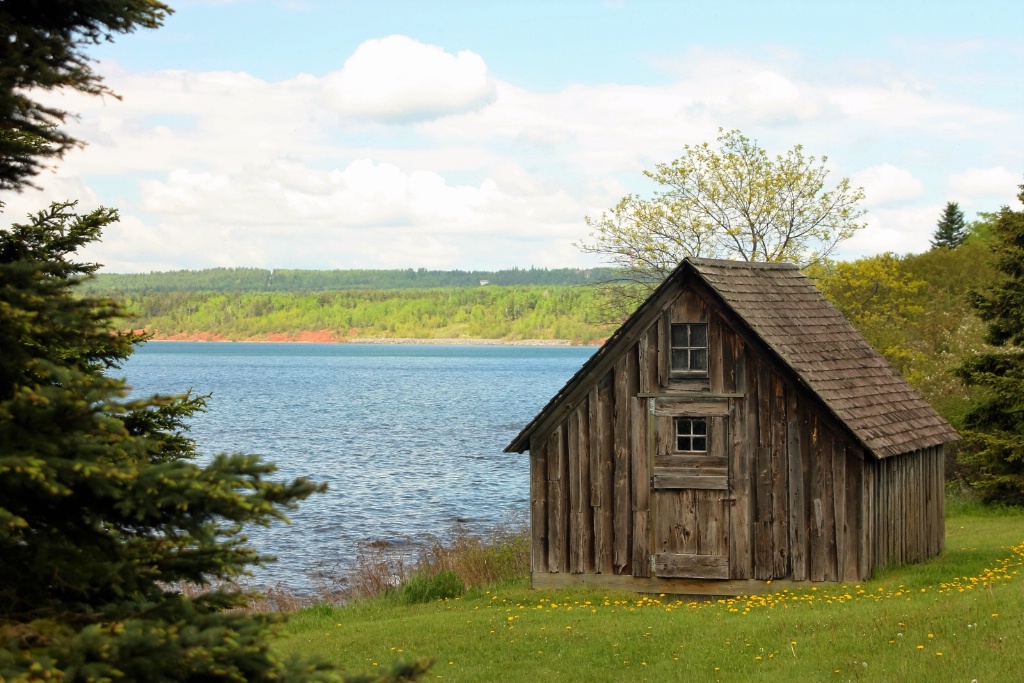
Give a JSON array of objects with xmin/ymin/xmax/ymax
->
[{"xmin": 528, "ymin": 282, "xmax": 945, "ymax": 593}]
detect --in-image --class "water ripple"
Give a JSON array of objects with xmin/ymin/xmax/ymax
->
[{"xmin": 121, "ymin": 342, "xmax": 592, "ymax": 594}]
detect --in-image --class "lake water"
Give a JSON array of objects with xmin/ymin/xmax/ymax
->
[{"xmin": 120, "ymin": 342, "xmax": 593, "ymax": 593}]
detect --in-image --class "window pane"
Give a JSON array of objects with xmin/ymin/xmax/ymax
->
[
  {"xmin": 690, "ymin": 348, "xmax": 708, "ymax": 371},
  {"xmin": 671, "ymin": 349, "xmax": 690, "ymax": 371},
  {"xmin": 692, "ymin": 437, "xmax": 707, "ymax": 452},
  {"xmin": 691, "ymin": 323, "xmax": 708, "ymax": 347},
  {"xmin": 693, "ymin": 419, "xmax": 707, "ymax": 435},
  {"xmin": 671, "ymin": 324, "xmax": 688, "ymax": 347},
  {"xmin": 677, "ymin": 435, "xmax": 692, "ymax": 451}
]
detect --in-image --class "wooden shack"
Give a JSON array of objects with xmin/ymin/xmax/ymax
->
[{"xmin": 506, "ymin": 258, "xmax": 960, "ymax": 594}]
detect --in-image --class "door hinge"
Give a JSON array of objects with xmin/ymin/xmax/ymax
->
[
  {"xmin": 719, "ymin": 497, "xmax": 737, "ymax": 506},
  {"xmin": 649, "ymin": 555, "xmax": 656, "ymax": 572}
]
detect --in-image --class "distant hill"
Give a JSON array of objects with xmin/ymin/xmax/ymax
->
[{"xmin": 81, "ymin": 266, "xmax": 621, "ymax": 293}]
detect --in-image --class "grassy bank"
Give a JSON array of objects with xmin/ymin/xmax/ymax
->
[{"xmin": 275, "ymin": 501, "xmax": 1023, "ymax": 682}]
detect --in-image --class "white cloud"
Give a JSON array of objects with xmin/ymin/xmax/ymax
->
[
  {"xmin": 839, "ymin": 204, "xmax": 940, "ymax": 258},
  {"xmin": 947, "ymin": 166, "xmax": 1021, "ymax": 206},
  {"xmin": 7, "ymin": 39, "xmax": 1022, "ymax": 271},
  {"xmin": 730, "ymin": 71, "xmax": 823, "ymax": 125},
  {"xmin": 322, "ymin": 35, "xmax": 496, "ymax": 122},
  {"xmin": 852, "ymin": 164, "xmax": 924, "ymax": 207}
]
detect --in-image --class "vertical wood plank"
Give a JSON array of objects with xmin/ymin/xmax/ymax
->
[
  {"xmin": 929, "ymin": 448, "xmax": 937, "ymax": 558},
  {"xmin": 738, "ymin": 353, "xmax": 760, "ymax": 579},
  {"xmin": 729, "ymin": 396, "xmax": 751, "ymax": 579},
  {"xmin": 588, "ymin": 389, "xmax": 601, "ymax": 506},
  {"xmin": 729, "ymin": 339, "xmax": 752, "ymax": 579},
  {"xmin": 546, "ymin": 425, "xmax": 567, "ymax": 573},
  {"xmin": 696, "ymin": 490, "xmax": 727, "ymax": 555},
  {"xmin": 858, "ymin": 446, "xmax": 871, "ymax": 580},
  {"xmin": 832, "ymin": 440, "xmax": 847, "ymax": 583},
  {"xmin": 809, "ymin": 415, "xmax": 826, "ymax": 582},
  {"xmin": 596, "ymin": 374, "xmax": 615, "ymax": 574},
  {"xmin": 770, "ymin": 373, "xmax": 789, "ymax": 578},
  {"xmin": 577, "ymin": 404, "xmax": 594, "ymax": 574},
  {"xmin": 820, "ymin": 429, "xmax": 837, "ymax": 581},
  {"xmin": 753, "ymin": 363, "xmax": 773, "ymax": 579},
  {"xmin": 787, "ymin": 419, "xmax": 807, "ymax": 580},
  {"xmin": 937, "ymin": 447, "xmax": 946, "ymax": 555},
  {"xmin": 709, "ymin": 318, "xmax": 725, "ymax": 393},
  {"xmin": 567, "ymin": 407, "xmax": 582, "ymax": 573},
  {"xmin": 754, "ymin": 445, "xmax": 773, "ymax": 579},
  {"xmin": 631, "ymin": 396, "xmax": 651, "ymax": 578},
  {"xmin": 720, "ymin": 324, "xmax": 737, "ymax": 394},
  {"xmin": 529, "ymin": 434, "xmax": 548, "ymax": 574},
  {"xmin": 684, "ymin": 489, "xmax": 700, "ymax": 552},
  {"xmin": 613, "ymin": 356, "xmax": 633, "ymax": 574},
  {"xmin": 657, "ymin": 313, "xmax": 667, "ymax": 389},
  {"xmin": 844, "ymin": 446, "xmax": 862, "ymax": 581}
]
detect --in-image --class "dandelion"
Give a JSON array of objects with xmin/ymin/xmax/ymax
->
[{"xmin": 917, "ymin": 645, "xmax": 925, "ymax": 650}]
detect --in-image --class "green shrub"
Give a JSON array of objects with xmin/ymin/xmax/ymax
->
[{"xmin": 400, "ymin": 570, "xmax": 465, "ymax": 604}]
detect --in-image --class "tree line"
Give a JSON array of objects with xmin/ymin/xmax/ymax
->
[
  {"xmin": 119, "ymin": 285, "xmax": 613, "ymax": 344},
  {"xmin": 82, "ymin": 265, "xmax": 619, "ymax": 294}
]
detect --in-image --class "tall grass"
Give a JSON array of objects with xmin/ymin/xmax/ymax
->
[{"xmin": 304, "ymin": 520, "xmax": 530, "ymax": 606}]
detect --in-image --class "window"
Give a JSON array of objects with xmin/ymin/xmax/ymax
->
[
  {"xmin": 670, "ymin": 323, "xmax": 708, "ymax": 374},
  {"xmin": 675, "ymin": 417, "xmax": 707, "ymax": 452}
]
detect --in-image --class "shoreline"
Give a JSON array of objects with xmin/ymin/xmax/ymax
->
[{"xmin": 144, "ymin": 336, "xmax": 596, "ymax": 347}]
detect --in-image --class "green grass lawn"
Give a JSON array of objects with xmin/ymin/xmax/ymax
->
[{"xmin": 276, "ymin": 501, "xmax": 1024, "ymax": 682}]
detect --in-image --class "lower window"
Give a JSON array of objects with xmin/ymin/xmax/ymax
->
[{"xmin": 674, "ymin": 417, "xmax": 707, "ymax": 452}]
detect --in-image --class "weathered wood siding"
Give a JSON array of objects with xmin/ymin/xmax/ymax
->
[
  {"xmin": 864, "ymin": 445, "xmax": 945, "ymax": 572},
  {"xmin": 529, "ymin": 283, "xmax": 946, "ymax": 592}
]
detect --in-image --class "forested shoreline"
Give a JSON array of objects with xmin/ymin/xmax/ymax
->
[{"xmin": 114, "ymin": 284, "xmax": 615, "ymax": 344}]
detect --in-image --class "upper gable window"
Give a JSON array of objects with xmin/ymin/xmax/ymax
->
[{"xmin": 670, "ymin": 323, "xmax": 708, "ymax": 375}]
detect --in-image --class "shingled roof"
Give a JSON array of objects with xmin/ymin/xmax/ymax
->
[{"xmin": 507, "ymin": 257, "xmax": 959, "ymax": 459}]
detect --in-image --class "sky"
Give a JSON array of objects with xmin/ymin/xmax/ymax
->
[{"xmin": 4, "ymin": 0, "xmax": 1022, "ymax": 273}]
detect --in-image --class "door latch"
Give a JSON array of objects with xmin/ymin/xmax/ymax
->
[{"xmin": 719, "ymin": 497, "xmax": 737, "ymax": 506}]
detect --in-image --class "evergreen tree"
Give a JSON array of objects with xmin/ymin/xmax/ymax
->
[
  {"xmin": 0, "ymin": 3, "xmax": 429, "ymax": 681},
  {"xmin": 953, "ymin": 182, "xmax": 1024, "ymax": 505},
  {"xmin": 0, "ymin": 1, "xmax": 175, "ymax": 192},
  {"xmin": 0, "ymin": 204, "xmax": 431, "ymax": 681},
  {"xmin": 0, "ymin": 204, "xmax": 302, "ymax": 680},
  {"xmin": 931, "ymin": 201, "xmax": 968, "ymax": 249}
]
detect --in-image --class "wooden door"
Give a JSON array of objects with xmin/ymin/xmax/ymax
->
[{"xmin": 650, "ymin": 398, "xmax": 731, "ymax": 579}]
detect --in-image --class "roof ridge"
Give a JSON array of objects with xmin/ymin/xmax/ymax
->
[{"xmin": 686, "ymin": 257, "xmax": 800, "ymax": 270}]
